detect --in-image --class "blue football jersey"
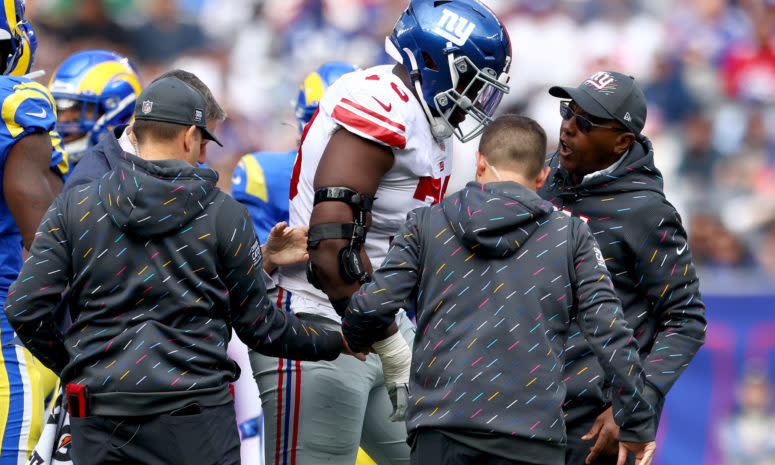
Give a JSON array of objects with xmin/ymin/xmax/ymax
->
[
  {"xmin": 0, "ymin": 76, "xmax": 69, "ymax": 290},
  {"xmin": 231, "ymin": 150, "xmax": 296, "ymax": 243}
]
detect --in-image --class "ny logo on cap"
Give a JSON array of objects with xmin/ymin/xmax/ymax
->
[
  {"xmin": 142, "ymin": 100, "xmax": 153, "ymax": 114},
  {"xmin": 584, "ymin": 71, "xmax": 617, "ymax": 92},
  {"xmin": 432, "ymin": 9, "xmax": 476, "ymax": 46}
]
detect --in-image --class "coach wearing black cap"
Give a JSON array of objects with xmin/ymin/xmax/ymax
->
[
  {"xmin": 538, "ymin": 71, "xmax": 706, "ymax": 465},
  {"xmin": 4, "ymin": 76, "xmax": 353, "ymax": 465},
  {"xmin": 131, "ymin": 76, "xmax": 222, "ymax": 161}
]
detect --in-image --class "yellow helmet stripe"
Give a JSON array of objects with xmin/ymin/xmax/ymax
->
[
  {"xmin": 3, "ymin": 0, "xmax": 16, "ymax": 31},
  {"xmin": 303, "ymin": 72, "xmax": 325, "ymax": 107},
  {"xmin": 9, "ymin": 29, "xmax": 31, "ymax": 76},
  {"xmin": 77, "ymin": 62, "xmax": 142, "ymax": 95}
]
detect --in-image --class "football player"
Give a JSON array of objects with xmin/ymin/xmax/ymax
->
[
  {"xmin": 0, "ymin": 1, "xmax": 70, "ymax": 463},
  {"xmin": 231, "ymin": 61, "xmax": 358, "ymax": 464},
  {"xmin": 48, "ymin": 49, "xmax": 140, "ymax": 167},
  {"xmin": 232, "ymin": 62, "xmax": 358, "ymax": 242},
  {"xmin": 251, "ymin": 1, "xmax": 511, "ymax": 463}
]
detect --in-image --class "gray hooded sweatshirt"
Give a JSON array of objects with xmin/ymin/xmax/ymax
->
[
  {"xmin": 5, "ymin": 152, "xmax": 342, "ymax": 416},
  {"xmin": 343, "ymin": 181, "xmax": 655, "ymax": 464}
]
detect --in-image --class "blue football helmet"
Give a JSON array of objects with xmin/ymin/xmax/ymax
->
[
  {"xmin": 0, "ymin": 0, "xmax": 36, "ymax": 76},
  {"xmin": 294, "ymin": 61, "xmax": 358, "ymax": 134},
  {"xmin": 386, "ymin": 0, "xmax": 511, "ymax": 142},
  {"xmin": 48, "ymin": 50, "xmax": 141, "ymax": 156}
]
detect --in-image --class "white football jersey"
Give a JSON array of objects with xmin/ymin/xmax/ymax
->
[{"xmin": 279, "ymin": 65, "xmax": 453, "ymax": 321}]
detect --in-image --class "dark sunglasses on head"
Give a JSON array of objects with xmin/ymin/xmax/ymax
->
[{"xmin": 559, "ymin": 101, "xmax": 627, "ymax": 134}]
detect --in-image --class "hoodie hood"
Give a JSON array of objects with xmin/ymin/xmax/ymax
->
[
  {"xmin": 551, "ymin": 135, "xmax": 665, "ymax": 195},
  {"xmin": 98, "ymin": 152, "xmax": 219, "ymax": 238},
  {"xmin": 442, "ymin": 181, "xmax": 554, "ymax": 258}
]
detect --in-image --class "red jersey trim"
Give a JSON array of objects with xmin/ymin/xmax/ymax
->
[
  {"xmin": 332, "ymin": 105, "xmax": 407, "ymax": 149},
  {"xmin": 339, "ymin": 98, "xmax": 406, "ymax": 132}
]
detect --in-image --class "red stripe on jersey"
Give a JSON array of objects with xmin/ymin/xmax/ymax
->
[
  {"xmin": 289, "ymin": 108, "xmax": 320, "ymax": 200},
  {"xmin": 332, "ymin": 105, "xmax": 407, "ymax": 149},
  {"xmin": 339, "ymin": 98, "xmax": 405, "ymax": 132},
  {"xmin": 274, "ymin": 357, "xmax": 284, "ymax": 465}
]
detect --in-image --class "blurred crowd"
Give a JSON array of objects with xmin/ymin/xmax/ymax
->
[{"xmin": 27, "ymin": 0, "xmax": 775, "ymax": 294}]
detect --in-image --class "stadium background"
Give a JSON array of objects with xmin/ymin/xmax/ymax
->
[{"xmin": 28, "ymin": 0, "xmax": 775, "ymax": 463}]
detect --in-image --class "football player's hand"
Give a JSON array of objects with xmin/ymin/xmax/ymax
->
[
  {"xmin": 372, "ymin": 331, "xmax": 411, "ymax": 422},
  {"xmin": 261, "ymin": 222, "xmax": 309, "ymax": 273},
  {"xmin": 618, "ymin": 441, "xmax": 656, "ymax": 465},
  {"xmin": 583, "ymin": 407, "xmax": 620, "ymax": 463},
  {"xmin": 387, "ymin": 383, "xmax": 409, "ymax": 422}
]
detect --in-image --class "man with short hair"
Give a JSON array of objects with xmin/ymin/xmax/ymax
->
[
  {"xmin": 537, "ymin": 71, "xmax": 706, "ymax": 465},
  {"xmin": 63, "ymin": 68, "xmax": 226, "ymax": 190},
  {"xmin": 4, "ymin": 76, "xmax": 353, "ymax": 465},
  {"xmin": 34, "ymin": 67, "xmax": 305, "ymax": 465},
  {"xmin": 342, "ymin": 115, "xmax": 658, "ymax": 465}
]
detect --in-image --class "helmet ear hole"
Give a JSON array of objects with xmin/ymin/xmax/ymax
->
[{"xmin": 422, "ymin": 51, "xmax": 438, "ymax": 71}]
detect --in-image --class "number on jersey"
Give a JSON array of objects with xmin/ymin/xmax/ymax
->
[{"xmin": 413, "ymin": 175, "xmax": 450, "ymax": 205}]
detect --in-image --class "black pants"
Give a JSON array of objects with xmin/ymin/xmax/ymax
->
[
  {"xmin": 410, "ymin": 429, "xmax": 533, "ymax": 465},
  {"xmin": 565, "ymin": 415, "xmax": 635, "ymax": 465},
  {"xmin": 69, "ymin": 402, "xmax": 241, "ymax": 465}
]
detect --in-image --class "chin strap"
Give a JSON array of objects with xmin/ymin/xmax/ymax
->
[{"xmin": 402, "ymin": 46, "xmax": 453, "ymax": 142}]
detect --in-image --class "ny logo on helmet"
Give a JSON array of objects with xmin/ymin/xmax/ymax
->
[{"xmin": 432, "ymin": 9, "xmax": 476, "ymax": 47}]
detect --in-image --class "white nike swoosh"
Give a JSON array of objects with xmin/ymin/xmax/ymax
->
[
  {"xmin": 676, "ymin": 243, "xmax": 687, "ymax": 255},
  {"xmin": 25, "ymin": 108, "xmax": 47, "ymax": 118}
]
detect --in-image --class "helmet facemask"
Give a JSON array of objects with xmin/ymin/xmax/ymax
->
[
  {"xmin": 55, "ymin": 92, "xmax": 136, "ymax": 155},
  {"xmin": 433, "ymin": 53, "xmax": 510, "ymax": 142}
]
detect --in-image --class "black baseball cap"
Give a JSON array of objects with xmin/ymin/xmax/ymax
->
[
  {"xmin": 134, "ymin": 76, "xmax": 222, "ymax": 146},
  {"xmin": 549, "ymin": 71, "xmax": 646, "ymax": 135}
]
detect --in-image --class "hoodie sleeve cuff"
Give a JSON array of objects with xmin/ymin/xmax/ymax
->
[
  {"xmin": 261, "ymin": 268, "xmax": 277, "ymax": 291},
  {"xmin": 618, "ymin": 380, "xmax": 664, "ymax": 443}
]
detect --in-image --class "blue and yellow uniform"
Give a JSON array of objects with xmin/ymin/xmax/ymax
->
[
  {"xmin": 231, "ymin": 150, "xmax": 296, "ymax": 243},
  {"xmin": 0, "ymin": 76, "xmax": 67, "ymax": 465}
]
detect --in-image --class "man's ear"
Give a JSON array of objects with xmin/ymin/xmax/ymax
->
[
  {"xmin": 475, "ymin": 151, "xmax": 487, "ymax": 178},
  {"xmin": 183, "ymin": 125, "xmax": 198, "ymax": 153},
  {"xmin": 614, "ymin": 132, "xmax": 636, "ymax": 157},
  {"xmin": 535, "ymin": 166, "xmax": 551, "ymax": 190}
]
